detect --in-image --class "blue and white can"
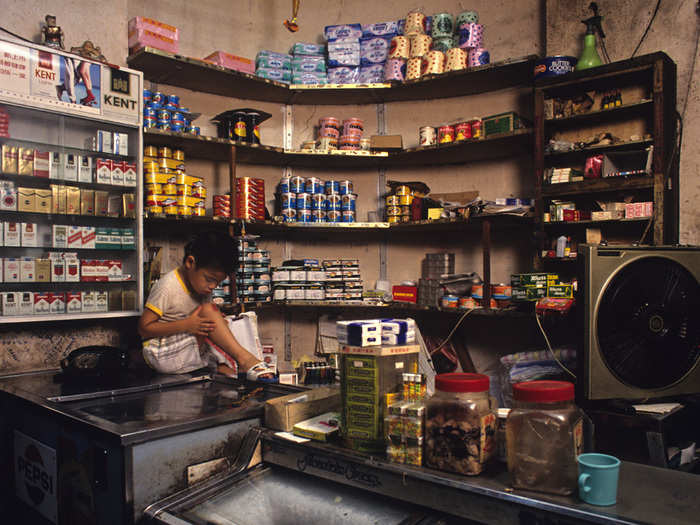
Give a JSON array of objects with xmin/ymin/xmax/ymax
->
[
  {"xmin": 144, "ymin": 116, "xmax": 157, "ymax": 128},
  {"xmin": 279, "ymin": 176, "xmax": 291, "ymax": 194},
  {"xmin": 152, "ymin": 91, "xmax": 165, "ymax": 104},
  {"xmin": 311, "ymin": 209, "xmax": 326, "ymax": 222},
  {"xmin": 167, "ymin": 94, "xmax": 180, "ymax": 107},
  {"xmin": 342, "ymin": 210, "xmax": 356, "ymax": 222},
  {"xmin": 311, "ymin": 194, "xmax": 326, "ymax": 210},
  {"xmin": 147, "ymin": 100, "xmax": 162, "ymax": 110},
  {"xmin": 305, "ymin": 177, "xmax": 324, "ymax": 194},
  {"xmin": 296, "ymin": 193, "xmax": 312, "ymax": 210},
  {"xmin": 165, "ymin": 102, "xmax": 179, "ymax": 112},
  {"xmin": 188, "ymin": 126, "xmax": 200, "ymax": 135},
  {"xmin": 298, "ymin": 209, "xmax": 312, "ymax": 223},
  {"xmin": 144, "ymin": 106, "xmax": 157, "ymax": 118},
  {"xmin": 339, "ymin": 180, "xmax": 354, "ymax": 195},
  {"xmin": 156, "ymin": 119, "xmax": 171, "ymax": 130},
  {"xmin": 280, "ymin": 192, "xmax": 296, "ymax": 209},
  {"xmin": 290, "ymin": 176, "xmax": 305, "ymax": 193},
  {"xmin": 282, "ymin": 208, "xmax": 296, "ymax": 222},
  {"xmin": 171, "ymin": 122, "xmax": 184, "ymax": 132},
  {"xmin": 341, "ymin": 193, "xmax": 357, "ymax": 211},
  {"xmin": 326, "ymin": 194, "xmax": 342, "ymax": 211},
  {"xmin": 326, "ymin": 210, "xmax": 342, "ymax": 223},
  {"xmin": 143, "ymin": 89, "xmax": 153, "ymax": 103},
  {"xmin": 324, "ymin": 180, "xmax": 340, "ymax": 194}
]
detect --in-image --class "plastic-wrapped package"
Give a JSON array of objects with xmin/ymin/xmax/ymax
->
[
  {"xmin": 292, "ymin": 71, "xmax": 328, "ymax": 85},
  {"xmin": 324, "ymin": 23, "xmax": 362, "ymax": 41},
  {"xmin": 361, "ymin": 21, "xmax": 399, "ymax": 37},
  {"xmin": 328, "ymin": 39, "xmax": 360, "ymax": 67},
  {"xmin": 292, "ymin": 56, "xmax": 327, "ymax": 72},
  {"xmin": 360, "ymin": 36, "xmax": 392, "ymax": 66},
  {"xmin": 359, "ymin": 64, "xmax": 385, "ymax": 83},
  {"xmin": 291, "ymin": 42, "xmax": 326, "ymax": 55},
  {"xmin": 255, "ymin": 67, "xmax": 291, "ymax": 83},
  {"xmin": 256, "ymin": 51, "xmax": 292, "ymax": 70},
  {"xmin": 327, "ymin": 66, "xmax": 360, "ymax": 84}
]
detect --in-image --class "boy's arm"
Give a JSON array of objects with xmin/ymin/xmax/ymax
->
[{"xmin": 138, "ymin": 306, "xmax": 216, "ymax": 339}]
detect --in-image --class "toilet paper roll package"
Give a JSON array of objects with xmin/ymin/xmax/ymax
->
[
  {"xmin": 324, "ymin": 23, "xmax": 363, "ymax": 41},
  {"xmin": 328, "ymin": 39, "xmax": 361, "ymax": 67},
  {"xmin": 360, "ymin": 36, "xmax": 392, "ymax": 66},
  {"xmin": 327, "ymin": 66, "xmax": 360, "ymax": 84}
]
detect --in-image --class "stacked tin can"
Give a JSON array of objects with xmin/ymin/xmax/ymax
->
[
  {"xmin": 236, "ymin": 236, "xmax": 271, "ymax": 304},
  {"xmin": 418, "ymin": 116, "xmax": 483, "ymax": 147},
  {"xmin": 235, "ymin": 177, "xmax": 265, "ymax": 221},
  {"xmin": 213, "ymin": 194, "xmax": 231, "ymax": 219},
  {"xmin": 315, "ymin": 116, "xmax": 366, "ymax": 151},
  {"xmin": 419, "ymin": 253, "xmax": 455, "ymax": 307},
  {"xmin": 143, "ymin": 90, "xmax": 200, "ymax": 135},
  {"xmin": 271, "ymin": 259, "xmax": 326, "ymax": 302},
  {"xmin": 385, "ymin": 185, "xmax": 413, "ymax": 223},
  {"xmin": 144, "ymin": 145, "xmax": 206, "ymax": 217},
  {"xmin": 278, "ymin": 175, "xmax": 356, "ymax": 223}
]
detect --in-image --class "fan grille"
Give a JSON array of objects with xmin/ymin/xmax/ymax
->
[{"xmin": 597, "ymin": 256, "xmax": 700, "ymax": 389}]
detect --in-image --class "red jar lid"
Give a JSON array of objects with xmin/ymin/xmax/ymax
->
[
  {"xmin": 513, "ymin": 380, "xmax": 574, "ymax": 403},
  {"xmin": 435, "ymin": 373, "xmax": 489, "ymax": 393}
]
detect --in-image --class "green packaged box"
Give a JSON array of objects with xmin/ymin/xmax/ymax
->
[
  {"xmin": 547, "ymin": 283, "xmax": 574, "ymax": 298},
  {"xmin": 512, "ymin": 286, "xmax": 547, "ymax": 302},
  {"xmin": 121, "ymin": 227, "xmax": 135, "ymax": 250},
  {"xmin": 511, "ymin": 273, "xmax": 559, "ymax": 287},
  {"xmin": 110, "ymin": 228, "xmax": 123, "ymax": 249},
  {"xmin": 95, "ymin": 227, "xmax": 112, "ymax": 249},
  {"xmin": 483, "ymin": 111, "xmax": 527, "ymax": 137}
]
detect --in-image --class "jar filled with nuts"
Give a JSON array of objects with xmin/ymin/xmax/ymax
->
[{"xmin": 424, "ymin": 373, "xmax": 497, "ymax": 475}]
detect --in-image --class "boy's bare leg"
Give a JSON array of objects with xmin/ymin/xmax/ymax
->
[{"xmin": 198, "ymin": 303, "xmax": 261, "ymax": 371}]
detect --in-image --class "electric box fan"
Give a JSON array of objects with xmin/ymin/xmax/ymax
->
[{"xmin": 583, "ymin": 245, "xmax": 700, "ymax": 400}]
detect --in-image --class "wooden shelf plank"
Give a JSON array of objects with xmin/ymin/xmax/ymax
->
[
  {"xmin": 543, "ymin": 218, "xmax": 650, "ymax": 227},
  {"xmin": 0, "ymin": 311, "xmax": 141, "ymax": 324},
  {"xmin": 544, "ymin": 139, "xmax": 653, "ymax": 161},
  {"xmin": 545, "ymin": 100, "xmax": 653, "ymax": 125},
  {"xmin": 541, "ymin": 176, "xmax": 654, "ymax": 197},
  {"xmin": 128, "ymin": 48, "xmax": 538, "ymax": 104}
]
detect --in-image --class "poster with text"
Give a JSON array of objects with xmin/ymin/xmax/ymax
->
[
  {"xmin": 0, "ymin": 40, "xmax": 31, "ymax": 101},
  {"xmin": 100, "ymin": 65, "xmax": 140, "ymax": 125}
]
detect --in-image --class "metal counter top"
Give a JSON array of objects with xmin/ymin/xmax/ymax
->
[
  {"xmin": 0, "ymin": 369, "xmax": 299, "ymax": 445},
  {"xmin": 260, "ymin": 430, "xmax": 700, "ymax": 525}
]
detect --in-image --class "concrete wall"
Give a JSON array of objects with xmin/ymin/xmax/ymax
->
[{"xmin": 546, "ymin": 0, "xmax": 700, "ymax": 244}]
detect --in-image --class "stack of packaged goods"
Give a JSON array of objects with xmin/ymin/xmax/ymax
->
[
  {"xmin": 142, "ymin": 90, "xmax": 199, "ymax": 135},
  {"xmin": 384, "ymin": 184, "xmax": 413, "ymax": 223},
  {"xmin": 290, "ymin": 43, "xmax": 327, "ymax": 85},
  {"xmin": 128, "ymin": 16, "xmax": 179, "ymax": 55},
  {"xmin": 386, "ymin": 369, "xmax": 426, "ymax": 466},
  {"xmin": 299, "ymin": 361, "xmax": 335, "ymax": 385},
  {"xmin": 213, "ymin": 194, "xmax": 230, "ymax": 219},
  {"xmin": 418, "ymin": 252, "xmax": 455, "ymax": 307},
  {"xmin": 337, "ymin": 318, "xmax": 420, "ymax": 453},
  {"xmin": 323, "ymin": 259, "xmax": 363, "ymax": 302},
  {"xmin": 234, "ymin": 177, "xmax": 265, "ymax": 221},
  {"xmin": 324, "ymin": 24, "xmax": 362, "ymax": 84},
  {"xmin": 359, "ymin": 22, "xmax": 398, "ymax": 83},
  {"xmin": 236, "ymin": 236, "xmax": 271, "ymax": 304},
  {"xmin": 255, "ymin": 50, "xmax": 292, "ymax": 84},
  {"xmin": 271, "ymin": 258, "xmax": 326, "ymax": 302},
  {"xmin": 144, "ymin": 146, "xmax": 206, "ymax": 217},
  {"xmin": 277, "ymin": 175, "xmax": 357, "ymax": 223},
  {"xmin": 202, "ymin": 51, "xmax": 255, "ymax": 74},
  {"xmin": 511, "ymin": 272, "xmax": 574, "ymax": 306}
]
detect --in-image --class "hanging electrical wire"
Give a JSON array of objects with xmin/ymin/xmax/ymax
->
[
  {"xmin": 631, "ymin": 0, "xmax": 662, "ymax": 58},
  {"xmin": 431, "ymin": 308, "xmax": 474, "ymax": 353},
  {"xmin": 534, "ymin": 306, "xmax": 577, "ymax": 379}
]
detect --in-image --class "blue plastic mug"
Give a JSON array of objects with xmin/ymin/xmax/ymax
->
[{"xmin": 577, "ymin": 453, "xmax": 621, "ymax": 506}]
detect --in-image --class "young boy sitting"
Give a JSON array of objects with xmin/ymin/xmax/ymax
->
[{"xmin": 138, "ymin": 231, "xmax": 274, "ymax": 380}]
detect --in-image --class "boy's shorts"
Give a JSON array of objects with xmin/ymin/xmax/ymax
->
[{"xmin": 142, "ymin": 333, "xmax": 237, "ymax": 375}]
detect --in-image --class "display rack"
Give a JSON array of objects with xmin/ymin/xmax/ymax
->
[{"xmin": 0, "ymin": 36, "xmax": 143, "ymax": 323}]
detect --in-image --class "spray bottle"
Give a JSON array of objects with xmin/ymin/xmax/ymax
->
[{"xmin": 578, "ymin": 2, "xmax": 605, "ymax": 70}]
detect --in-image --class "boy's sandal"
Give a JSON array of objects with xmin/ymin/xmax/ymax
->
[{"xmin": 246, "ymin": 361, "xmax": 277, "ymax": 382}]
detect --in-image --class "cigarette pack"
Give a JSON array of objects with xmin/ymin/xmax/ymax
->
[
  {"xmin": 81, "ymin": 189, "xmax": 95, "ymax": 215},
  {"xmin": 95, "ymin": 191, "xmax": 109, "ymax": 216},
  {"xmin": 4, "ymin": 221, "xmax": 20, "ymax": 246},
  {"xmin": 66, "ymin": 186, "xmax": 80, "ymax": 215},
  {"xmin": 33, "ymin": 151, "xmax": 50, "ymax": 178},
  {"xmin": 63, "ymin": 153, "xmax": 78, "ymax": 181},
  {"xmin": 81, "ymin": 226, "xmax": 96, "ymax": 249},
  {"xmin": 35, "ymin": 258, "xmax": 50, "ymax": 282},
  {"xmin": 35, "ymin": 189, "xmax": 52, "ymax": 214},
  {"xmin": 18, "ymin": 187, "xmax": 36, "ymax": 212},
  {"xmin": 123, "ymin": 162, "xmax": 137, "ymax": 187},
  {"xmin": 81, "ymin": 291, "xmax": 96, "ymax": 312},
  {"xmin": 67, "ymin": 226, "xmax": 82, "ymax": 249},
  {"xmin": 51, "ymin": 184, "xmax": 65, "ymax": 214},
  {"xmin": 111, "ymin": 161, "xmax": 124, "ymax": 186},
  {"xmin": 2, "ymin": 292, "xmax": 19, "ymax": 316},
  {"xmin": 19, "ymin": 291, "xmax": 33, "ymax": 315},
  {"xmin": 95, "ymin": 159, "xmax": 112, "ymax": 184},
  {"xmin": 95, "ymin": 291, "xmax": 108, "ymax": 312},
  {"xmin": 114, "ymin": 133, "xmax": 129, "ymax": 156},
  {"xmin": 0, "ymin": 181, "xmax": 17, "ymax": 210},
  {"xmin": 34, "ymin": 292, "xmax": 50, "ymax": 314},
  {"xmin": 107, "ymin": 194, "xmax": 121, "ymax": 217},
  {"xmin": 50, "ymin": 253, "xmax": 65, "ymax": 282},
  {"xmin": 2, "ymin": 145, "xmax": 18, "ymax": 174},
  {"xmin": 66, "ymin": 292, "xmax": 81, "ymax": 313},
  {"xmin": 49, "ymin": 151, "xmax": 62, "ymax": 179},
  {"xmin": 4, "ymin": 258, "xmax": 19, "ymax": 282},
  {"xmin": 20, "ymin": 257, "xmax": 35, "ymax": 282},
  {"xmin": 0, "ymin": 258, "xmax": 3, "ymax": 282},
  {"xmin": 122, "ymin": 193, "xmax": 135, "ymax": 218},
  {"xmin": 65, "ymin": 254, "xmax": 80, "ymax": 282},
  {"xmin": 109, "ymin": 289, "xmax": 122, "ymax": 311},
  {"xmin": 78, "ymin": 155, "xmax": 92, "ymax": 183},
  {"xmin": 21, "ymin": 223, "xmax": 38, "ymax": 247},
  {"xmin": 18, "ymin": 147, "xmax": 34, "ymax": 175},
  {"xmin": 106, "ymin": 260, "xmax": 122, "ymax": 278},
  {"xmin": 97, "ymin": 130, "xmax": 113, "ymax": 154},
  {"xmin": 53, "ymin": 225, "xmax": 67, "ymax": 248},
  {"xmin": 337, "ymin": 320, "xmax": 382, "ymax": 347},
  {"xmin": 49, "ymin": 292, "xmax": 66, "ymax": 314}
]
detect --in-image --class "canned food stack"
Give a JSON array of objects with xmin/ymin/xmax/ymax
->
[
  {"xmin": 213, "ymin": 194, "xmax": 231, "ymax": 219},
  {"xmin": 418, "ymin": 253, "xmax": 455, "ymax": 307},
  {"xmin": 144, "ymin": 145, "xmax": 207, "ymax": 217},
  {"xmin": 235, "ymin": 177, "xmax": 265, "ymax": 221},
  {"xmin": 324, "ymin": 259, "xmax": 363, "ymax": 302},
  {"xmin": 142, "ymin": 90, "xmax": 200, "ymax": 135},
  {"xmin": 385, "ymin": 185, "xmax": 413, "ymax": 223},
  {"xmin": 291, "ymin": 42, "xmax": 327, "ymax": 85},
  {"xmin": 419, "ymin": 116, "xmax": 483, "ymax": 147},
  {"xmin": 271, "ymin": 259, "xmax": 325, "ymax": 302},
  {"xmin": 255, "ymin": 50, "xmax": 292, "ymax": 84},
  {"xmin": 277, "ymin": 175, "xmax": 356, "ymax": 223},
  {"xmin": 236, "ymin": 236, "xmax": 271, "ymax": 304},
  {"xmin": 0, "ymin": 106, "xmax": 9, "ymax": 138}
]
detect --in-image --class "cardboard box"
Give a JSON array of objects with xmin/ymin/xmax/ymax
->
[
  {"xmin": 49, "ymin": 152, "xmax": 62, "ymax": 179},
  {"xmin": 625, "ymin": 201, "xmax": 653, "ymax": 219},
  {"xmin": 128, "ymin": 27, "xmax": 179, "ymax": 54},
  {"xmin": 18, "ymin": 187, "xmax": 36, "ymax": 212},
  {"xmin": 2, "ymin": 292, "xmax": 19, "ymax": 316},
  {"xmin": 66, "ymin": 186, "xmax": 80, "ymax": 215},
  {"xmin": 19, "ymin": 292, "xmax": 33, "ymax": 315},
  {"xmin": 35, "ymin": 189, "xmax": 52, "ymax": 214},
  {"xmin": 34, "ymin": 292, "xmax": 50, "ymax": 314},
  {"xmin": 21, "ymin": 223, "xmax": 38, "ymax": 247},
  {"xmin": 49, "ymin": 292, "xmax": 66, "ymax": 314},
  {"xmin": 340, "ymin": 344, "xmax": 420, "ymax": 356},
  {"xmin": 63, "ymin": 153, "xmax": 78, "ymax": 181},
  {"xmin": 292, "ymin": 412, "xmax": 340, "ymax": 442},
  {"xmin": 35, "ymin": 259, "xmax": 50, "ymax": 282},
  {"xmin": 81, "ymin": 189, "xmax": 95, "ymax": 215},
  {"xmin": 4, "ymin": 222, "xmax": 20, "ymax": 246},
  {"xmin": 4, "ymin": 258, "xmax": 19, "ymax": 282},
  {"xmin": 392, "ymin": 285, "xmax": 417, "ymax": 303},
  {"xmin": 78, "ymin": 156, "xmax": 92, "ymax": 183},
  {"xmin": 203, "ymin": 51, "xmax": 255, "ymax": 74},
  {"xmin": 95, "ymin": 159, "xmax": 112, "ymax": 184},
  {"xmin": 33, "ymin": 151, "xmax": 50, "ymax": 178},
  {"xmin": 265, "ymin": 386, "xmax": 341, "ymax": 432},
  {"xmin": 370, "ymin": 134, "xmax": 402, "ymax": 151},
  {"xmin": 66, "ymin": 292, "xmax": 81, "ymax": 313}
]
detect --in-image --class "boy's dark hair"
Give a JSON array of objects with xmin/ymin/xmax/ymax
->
[{"xmin": 183, "ymin": 231, "xmax": 238, "ymax": 274}]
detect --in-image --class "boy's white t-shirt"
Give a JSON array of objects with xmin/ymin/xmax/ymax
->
[{"xmin": 145, "ymin": 268, "xmax": 209, "ymax": 323}]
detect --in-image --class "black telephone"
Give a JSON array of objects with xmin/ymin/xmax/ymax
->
[{"xmin": 60, "ymin": 345, "xmax": 129, "ymax": 378}]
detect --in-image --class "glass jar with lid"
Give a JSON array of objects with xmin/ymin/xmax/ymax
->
[
  {"xmin": 506, "ymin": 380, "xmax": 591, "ymax": 495},
  {"xmin": 425, "ymin": 373, "xmax": 497, "ymax": 476}
]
